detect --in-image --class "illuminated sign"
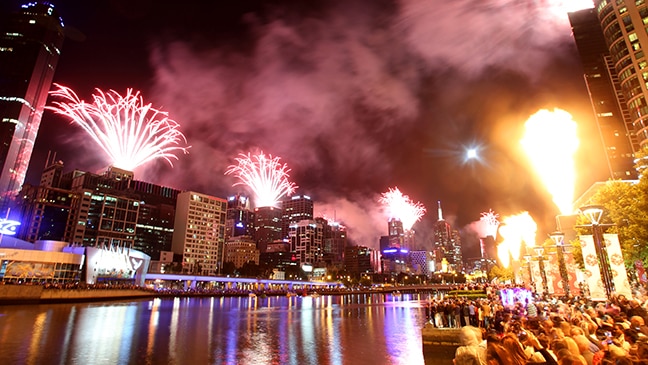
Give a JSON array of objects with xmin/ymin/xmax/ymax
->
[{"xmin": 0, "ymin": 219, "xmax": 20, "ymax": 235}]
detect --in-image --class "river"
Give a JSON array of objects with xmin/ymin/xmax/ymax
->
[{"xmin": 0, "ymin": 292, "xmax": 435, "ymax": 365}]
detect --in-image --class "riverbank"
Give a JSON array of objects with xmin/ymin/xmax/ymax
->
[
  {"xmin": 0, "ymin": 284, "xmax": 436, "ymax": 305},
  {"xmin": 0, "ymin": 284, "xmax": 156, "ymax": 304}
]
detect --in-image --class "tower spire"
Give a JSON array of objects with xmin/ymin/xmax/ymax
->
[{"xmin": 437, "ymin": 200, "xmax": 444, "ymax": 221}]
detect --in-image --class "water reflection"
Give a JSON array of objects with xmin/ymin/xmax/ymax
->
[{"xmin": 0, "ymin": 293, "xmax": 429, "ymax": 365}]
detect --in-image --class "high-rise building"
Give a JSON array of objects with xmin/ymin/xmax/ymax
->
[
  {"xmin": 254, "ymin": 206, "xmax": 283, "ymax": 253},
  {"xmin": 433, "ymin": 201, "xmax": 462, "ymax": 272},
  {"xmin": 569, "ymin": 7, "xmax": 639, "ymax": 179},
  {"xmin": 280, "ymin": 195, "xmax": 313, "ymax": 238},
  {"xmin": 224, "ymin": 235, "xmax": 259, "ymax": 269},
  {"xmin": 571, "ymin": 2, "xmax": 648, "ymax": 172},
  {"xmin": 225, "ymin": 194, "xmax": 255, "ymax": 239},
  {"xmin": 172, "ymin": 191, "xmax": 227, "ymax": 275},
  {"xmin": 288, "ymin": 219, "xmax": 323, "ymax": 265},
  {"xmin": 343, "ymin": 245, "xmax": 373, "ymax": 279},
  {"xmin": 318, "ymin": 217, "xmax": 347, "ymax": 266},
  {"xmin": 0, "ymin": 3, "xmax": 65, "ymax": 209},
  {"xmin": 15, "ymin": 162, "xmax": 180, "ymax": 261}
]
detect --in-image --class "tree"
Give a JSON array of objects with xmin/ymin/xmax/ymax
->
[
  {"xmin": 488, "ymin": 264, "xmax": 514, "ymax": 282},
  {"xmin": 582, "ymin": 177, "xmax": 648, "ymax": 267},
  {"xmin": 577, "ymin": 144, "xmax": 648, "ymax": 269}
]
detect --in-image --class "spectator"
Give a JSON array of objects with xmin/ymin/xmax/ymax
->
[{"xmin": 454, "ymin": 326, "xmax": 487, "ymax": 365}]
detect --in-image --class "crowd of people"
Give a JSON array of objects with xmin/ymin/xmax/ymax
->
[{"xmin": 432, "ymin": 285, "xmax": 648, "ymax": 365}]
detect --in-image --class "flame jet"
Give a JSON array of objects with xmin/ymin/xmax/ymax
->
[
  {"xmin": 225, "ymin": 152, "xmax": 297, "ymax": 208},
  {"xmin": 47, "ymin": 84, "xmax": 189, "ymax": 171},
  {"xmin": 379, "ymin": 187, "xmax": 426, "ymax": 231},
  {"xmin": 520, "ymin": 108, "xmax": 579, "ymax": 215},
  {"xmin": 497, "ymin": 212, "xmax": 537, "ymax": 268}
]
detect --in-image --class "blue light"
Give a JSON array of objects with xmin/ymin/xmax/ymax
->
[{"xmin": 0, "ymin": 218, "xmax": 20, "ymax": 235}]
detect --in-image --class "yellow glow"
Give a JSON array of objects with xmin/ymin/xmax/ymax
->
[
  {"xmin": 521, "ymin": 108, "xmax": 579, "ymax": 215},
  {"xmin": 497, "ymin": 212, "xmax": 537, "ymax": 268}
]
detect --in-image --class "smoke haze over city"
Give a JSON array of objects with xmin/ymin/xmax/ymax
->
[{"xmin": 3, "ymin": 0, "xmax": 604, "ymax": 257}]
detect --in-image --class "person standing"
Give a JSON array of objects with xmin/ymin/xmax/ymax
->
[
  {"xmin": 526, "ymin": 299, "xmax": 538, "ymax": 319},
  {"xmin": 463, "ymin": 301, "xmax": 471, "ymax": 328},
  {"xmin": 455, "ymin": 300, "xmax": 463, "ymax": 328}
]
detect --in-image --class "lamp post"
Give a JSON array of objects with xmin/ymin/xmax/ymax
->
[
  {"xmin": 549, "ymin": 231, "xmax": 572, "ymax": 298},
  {"xmin": 533, "ymin": 246, "xmax": 549, "ymax": 295},
  {"xmin": 578, "ymin": 205, "xmax": 615, "ymax": 298}
]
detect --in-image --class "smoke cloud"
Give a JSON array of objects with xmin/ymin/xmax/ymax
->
[{"xmin": 46, "ymin": 0, "xmax": 589, "ymax": 251}]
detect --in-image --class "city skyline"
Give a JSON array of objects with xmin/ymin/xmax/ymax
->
[{"xmin": 2, "ymin": 0, "xmax": 608, "ymax": 255}]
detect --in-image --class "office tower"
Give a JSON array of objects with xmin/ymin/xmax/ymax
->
[
  {"xmin": 0, "ymin": 3, "xmax": 65, "ymax": 209},
  {"xmin": 225, "ymin": 194, "xmax": 255, "ymax": 239},
  {"xmin": 254, "ymin": 206, "xmax": 283, "ymax": 253},
  {"xmin": 16, "ymin": 161, "xmax": 180, "ymax": 260},
  {"xmin": 280, "ymin": 195, "xmax": 313, "ymax": 237},
  {"xmin": 288, "ymin": 219, "xmax": 323, "ymax": 264},
  {"xmin": 387, "ymin": 218, "xmax": 405, "ymax": 248},
  {"xmin": 343, "ymin": 245, "xmax": 373, "ymax": 279},
  {"xmin": 318, "ymin": 217, "xmax": 347, "ymax": 266},
  {"xmin": 407, "ymin": 250, "xmax": 428, "ymax": 276},
  {"xmin": 172, "ymin": 191, "xmax": 227, "ymax": 275},
  {"xmin": 224, "ymin": 235, "xmax": 259, "ymax": 268},
  {"xmin": 433, "ymin": 201, "xmax": 461, "ymax": 272},
  {"xmin": 569, "ymin": 7, "xmax": 639, "ymax": 179}
]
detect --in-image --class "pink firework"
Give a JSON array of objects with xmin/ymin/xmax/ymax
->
[
  {"xmin": 379, "ymin": 187, "xmax": 426, "ymax": 230},
  {"xmin": 47, "ymin": 84, "xmax": 189, "ymax": 171},
  {"xmin": 225, "ymin": 152, "xmax": 298, "ymax": 208},
  {"xmin": 480, "ymin": 210, "xmax": 500, "ymax": 238}
]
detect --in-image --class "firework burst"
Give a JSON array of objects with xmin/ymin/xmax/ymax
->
[
  {"xmin": 480, "ymin": 210, "xmax": 500, "ymax": 239},
  {"xmin": 379, "ymin": 187, "xmax": 426, "ymax": 230},
  {"xmin": 47, "ymin": 84, "xmax": 190, "ymax": 171},
  {"xmin": 225, "ymin": 152, "xmax": 298, "ymax": 208}
]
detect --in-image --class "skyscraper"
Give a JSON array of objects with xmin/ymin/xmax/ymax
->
[
  {"xmin": 433, "ymin": 201, "xmax": 462, "ymax": 272},
  {"xmin": 172, "ymin": 191, "xmax": 227, "ymax": 275},
  {"xmin": 569, "ymin": 7, "xmax": 639, "ymax": 179},
  {"xmin": 0, "ymin": 3, "xmax": 65, "ymax": 209},
  {"xmin": 280, "ymin": 195, "xmax": 313, "ymax": 237},
  {"xmin": 253, "ymin": 206, "xmax": 283, "ymax": 253},
  {"xmin": 571, "ymin": 2, "xmax": 648, "ymax": 173}
]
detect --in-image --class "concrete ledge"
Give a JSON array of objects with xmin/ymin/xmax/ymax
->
[
  {"xmin": 0, "ymin": 286, "xmax": 155, "ymax": 304},
  {"xmin": 421, "ymin": 324, "xmax": 460, "ymax": 365}
]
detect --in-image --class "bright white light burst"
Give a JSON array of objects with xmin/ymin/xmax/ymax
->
[
  {"xmin": 225, "ymin": 152, "xmax": 298, "ymax": 208},
  {"xmin": 379, "ymin": 187, "xmax": 426, "ymax": 230},
  {"xmin": 47, "ymin": 84, "xmax": 190, "ymax": 171}
]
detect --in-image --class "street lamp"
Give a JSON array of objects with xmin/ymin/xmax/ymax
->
[
  {"xmin": 578, "ymin": 205, "xmax": 615, "ymax": 298},
  {"xmin": 549, "ymin": 231, "xmax": 571, "ymax": 298},
  {"xmin": 533, "ymin": 246, "xmax": 549, "ymax": 295}
]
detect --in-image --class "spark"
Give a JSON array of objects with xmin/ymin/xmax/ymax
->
[
  {"xmin": 225, "ymin": 152, "xmax": 298, "ymax": 208},
  {"xmin": 497, "ymin": 212, "xmax": 537, "ymax": 268},
  {"xmin": 379, "ymin": 187, "xmax": 426, "ymax": 231},
  {"xmin": 479, "ymin": 210, "xmax": 500, "ymax": 238},
  {"xmin": 47, "ymin": 84, "xmax": 189, "ymax": 171},
  {"xmin": 520, "ymin": 108, "xmax": 579, "ymax": 215}
]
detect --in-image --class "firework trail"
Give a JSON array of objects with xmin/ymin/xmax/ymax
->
[
  {"xmin": 379, "ymin": 187, "xmax": 426, "ymax": 231},
  {"xmin": 225, "ymin": 152, "xmax": 298, "ymax": 208},
  {"xmin": 47, "ymin": 84, "xmax": 189, "ymax": 171}
]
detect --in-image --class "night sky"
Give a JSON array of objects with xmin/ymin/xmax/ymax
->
[{"xmin": 2, "ymin": 0, "xmax": 605, "ymax": 257}]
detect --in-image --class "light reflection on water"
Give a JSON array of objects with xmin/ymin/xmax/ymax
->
[{"xmin": 0, "ymin": 293, "xmax": 431, "ymax": 365}]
